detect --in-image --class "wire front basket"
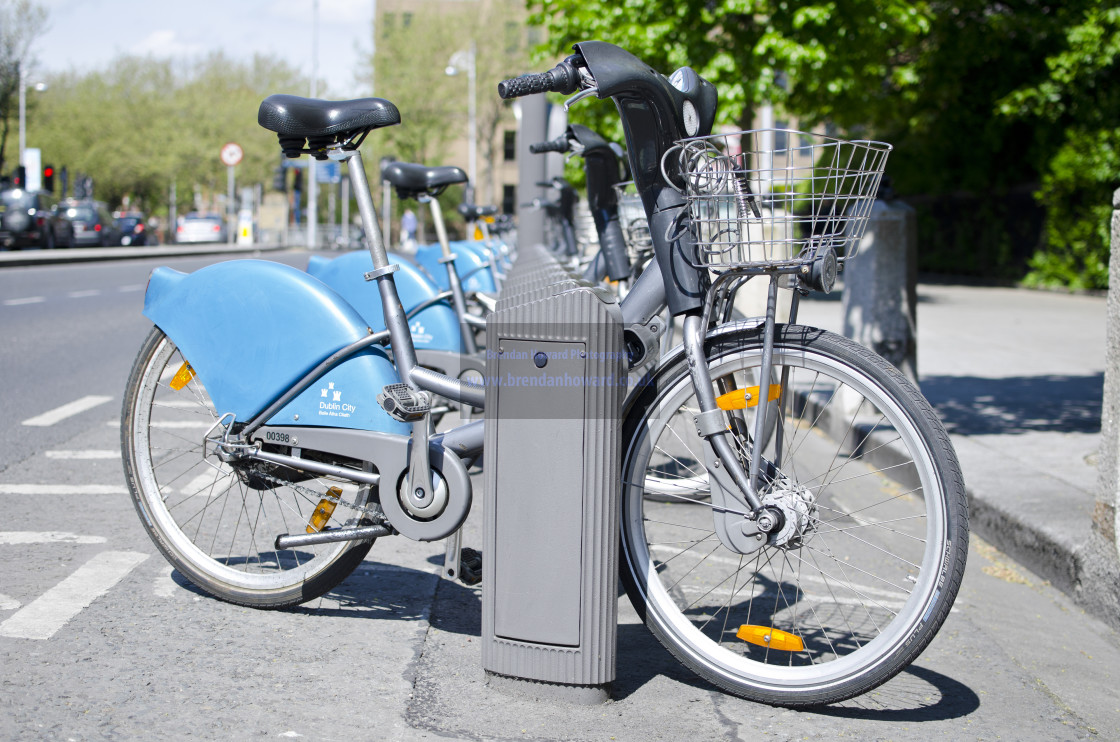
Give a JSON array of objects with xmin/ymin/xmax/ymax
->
[{"xmin": 667, "ymin": 129, "xmax": 891, "ymax": 272}]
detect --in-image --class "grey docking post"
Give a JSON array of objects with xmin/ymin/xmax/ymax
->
[{"xmin": 482, "ymin": 244, "xmax": 624, "ymax": 703}]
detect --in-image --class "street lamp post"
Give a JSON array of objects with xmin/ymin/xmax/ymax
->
[
  {"xmin": 18, "ymin": 63, "xmax": 48, "ymax": 169},
  {"xmin": 445, "ymin": 43, "xmax": 477, "ymax": 198},
  {"xmin": 308, "ymin": 0, "xmax": 319, "ymax": 250}
]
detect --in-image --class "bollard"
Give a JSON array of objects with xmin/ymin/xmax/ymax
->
[
  {"xmin": 516, "ymin": 96, "xmax": 550, "ymax": 249},
  {"xmin": 1098, "ymin": 187, "xmax": 1120, "ymax": 554},
  {"xmin": 841, "ymin": 198, "xmax": 918, "ymax": 384},
  {"xmin": 482, "ymin": 245, "xmax": 623, "ymax": 703}
]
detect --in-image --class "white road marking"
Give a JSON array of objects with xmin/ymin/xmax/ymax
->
[
  {"xmin": 829, "ymin": 495, "xmax": 882, "ymax": 527},
  {"xmin": 3, "ymin": 296, "xmax": 45, "ymax": 306},
  {"xmin": 179, "ymin": 469, "xmax": 233, "ymax": 498},
  {"xmin": 153, "ymin": 564, "xmax": 176, "ymax": 598},
  {"xmin": 67, "ymin": 289, "xmax": 101, "ymax": 299},
  {"xmin": 106, "ymin": 419, "xmax": 212, "ymax": 429},
  {"xmin": 0, "ymin": 550, "xmax": 149, "ymax": 640},
  {"xmin": 0, "ymin": 484, "xmax": 126, "ymax": 495},
  {"xmin": 156, "ymin": 399, "xmax": 213, "ymax": 409},
  {"xmin": 651, "ymin": 544, "xmax": 911, "ymax": 602},
  {"xmin": 0, "ymin": 593, "xmax": 20, "ymax": 610},
  {"xmin": 118, "ymin": 284, "xmax": 146, "ymax": 292},
  {"xmin": 0, "ymin": 532, "xmax": 107, "ymax": 545},
  {"xmin": 22, "ymin": 395, "xmax": 113, "ymax": 427},
  {"xmin": 46, "ymin": 449, "xmax": 120, "ymax": 460},
  {"xmin": 677, "ymin": 582, "xmax": 909, "ymax": 612}
]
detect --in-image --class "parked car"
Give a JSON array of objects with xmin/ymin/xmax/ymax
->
[
  {"xmin": 0, "ymin": 188, "xmax": 65, "ymax": 249},
  {"xmin": 176, "ymin": 213, "xmax": 228, "ymax": 244},
  {"xmin": 57, "ymin": 200, "xmax": 122, "ymax": 247},
  {"xmin": 114, "ymin": 212, "xmax": 149, "ymax": 246}
]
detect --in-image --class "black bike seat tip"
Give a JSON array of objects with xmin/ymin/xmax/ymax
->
[
  {"xmin": 257, "ymin": 94, "xmax": 401, "ymax": 139},
  {"xmin": 382, "ymin": 161, "xmax": 468, "ymax": 198}
]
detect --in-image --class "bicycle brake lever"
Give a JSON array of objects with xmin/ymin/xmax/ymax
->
[{"xmin": 563, "ymin": 87, "xmax": 598, "ymax": 111}]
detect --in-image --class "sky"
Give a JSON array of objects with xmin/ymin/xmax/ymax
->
[{"xmin": 31, "ymin": 0, "xmax": 375, "ymax": 98}]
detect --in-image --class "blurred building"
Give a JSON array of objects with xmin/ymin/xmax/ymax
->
[{"xmin": 374, "ymin": 0, "xmax": 533, "ymax": 216}]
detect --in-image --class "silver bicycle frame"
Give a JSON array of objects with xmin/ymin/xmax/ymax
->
[{"xmin": 332, "ymin": 142, "xmax": 764, "ymax": 518}]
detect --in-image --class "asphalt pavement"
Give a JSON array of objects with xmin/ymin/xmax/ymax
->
[{"xmin": 3, "ymin": 243, "xmax": 1119, "ymax": 740}]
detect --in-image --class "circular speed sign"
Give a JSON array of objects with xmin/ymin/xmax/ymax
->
[{"xmin": 220, "ymin": 142, "xmax": 243, "ymax": 167}]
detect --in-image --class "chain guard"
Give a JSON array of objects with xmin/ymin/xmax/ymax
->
[
  {"xmin": 228, "ymin": 458, "xmax": 385, "ymax": 521},
  {"xmin": 251, "ymin": 425, "xmax": 472, "ymax": 542}
]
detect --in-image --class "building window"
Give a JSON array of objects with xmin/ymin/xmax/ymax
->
[
  {"xmin": 382, "ymin": 13, "xmax": 394, "ymax": 37},
  {"xmin": 503, "ymin": 131, "xmax": 517, "ymax": 161},
  {"xmin": 502, "ymin": 185, "xmax": 516, "ymax": 215},
  {"xmin": 402, "ymin": 12, "xmax": 413, "ymax": 28}
]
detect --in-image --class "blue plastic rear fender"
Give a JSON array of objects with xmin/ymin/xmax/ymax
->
[
  {"xmin": 414, "ymin": 242, "xmax": 496, "ymax": 293},
  {"xmin": 143, "ymin": 260, "xmax": 407, "ymax": 434},
  {"xmin": 306, "ymin": 251, "xmax": 462, "ymax": 352}
]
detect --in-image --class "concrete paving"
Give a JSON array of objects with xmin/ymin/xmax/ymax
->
[{"xmin": 799, "ymin": 280, "xmax": 1120, "ymax": 631}]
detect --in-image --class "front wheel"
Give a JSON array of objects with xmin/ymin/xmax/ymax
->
[
  {"xmin": 121, "ymin": 327, "xmax": 378, "ymax": 608},
  {"xmin": 620, "ymin": 324, "xmax": 968, "ymax": 706}
]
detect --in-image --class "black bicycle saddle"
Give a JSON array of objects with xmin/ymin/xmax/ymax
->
[
  {"xmin": 382, "ymin": 161, "xmax": 468, "ymax": 199},
  {"xmin": 258, "ymin": 94, "xmax": 401, "ymax": 158}
]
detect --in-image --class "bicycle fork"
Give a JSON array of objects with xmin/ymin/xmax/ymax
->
[{"xmin": 683, "ymin": 274, "xmax": 785, "ymax": 552}]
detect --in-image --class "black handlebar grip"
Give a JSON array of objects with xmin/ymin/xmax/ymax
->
[
  {"xmin": 529, "ymin": 137, "xmax": 570, "ymax": 155},
  {"xmin": 498, "ymin": 61, "xmax": 581, "ymax": 99},
  {"xmin": 498, "ymin": 72, "xmax": 553, "ymax": 99}
]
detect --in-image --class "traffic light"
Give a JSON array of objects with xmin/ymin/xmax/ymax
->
[
  {"xmin": 13, "ymin": 165, "xmax": 26, "ymax": 188},
  {"xmin": 42, "ymin": 165, "xmax": 54, "ymax": 193}
]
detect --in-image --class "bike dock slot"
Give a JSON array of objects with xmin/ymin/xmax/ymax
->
[{"xmin": 482, "ymin": 244, "xmax": 624, "ymax": 703}]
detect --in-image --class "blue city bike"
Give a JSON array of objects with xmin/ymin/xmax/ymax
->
[{"xmin": 121, "ymin": 41, "xmax": 967, "ymax": 706}]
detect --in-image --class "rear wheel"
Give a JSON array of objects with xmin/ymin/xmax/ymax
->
[
  {"xmin": 620, "ymin": 324, "xmax": 968, "ymax": 706},
  {"xmin": 121, "ymin": 327, "xmax": 378, "ymax": 608}
]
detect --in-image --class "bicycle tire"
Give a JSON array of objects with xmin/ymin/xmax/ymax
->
[
  {"xmin": 121, "ymin": 326, "xmax": 377, "ymax": 608},
  {"xmin": 619, "ymin": 323, "xmax": 968, "ymax": 706}
]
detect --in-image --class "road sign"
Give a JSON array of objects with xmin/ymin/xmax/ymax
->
[
  {"xmin": 317, "ymin": 161, "xmax": 341, "ymax": 184},
  {"xmin": 220, "ymin": 142, "xmax": 243, "ymax": 167},
  {"xmin": 24, "ymin": 148, "xmax": 42, "ymax": 191}
]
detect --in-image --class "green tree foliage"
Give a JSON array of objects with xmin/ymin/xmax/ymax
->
[
  {"xmin": 358, "ymin": 0, "xmax": 530, "ymax": 238},
  {"xmin": 532, "ymin": 1, "xmax": 932, "ymax": 142},
  {"xmin": 363, "ymin": 1, "xmax": 529, "ymax": 192},
  {"xmin": 999, "ymin": 3, "xmax": 1120, "ymax": 289},
  {"xmin": 31, "ymin": 53, "xmax": 308, "ymax": 218},
  {"xmin": 533, "ymin": 0, "xmax": 1120, "ymax": 287},
  {"xmin": 0, "ymin": 0, "xmax": 48, "ymax": 175},
  {"xmin": 365, "ymin": 10, "xmax": 471, "ymax": 168}
]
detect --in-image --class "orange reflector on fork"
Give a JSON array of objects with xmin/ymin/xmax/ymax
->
[
  {"xmin": 736, "ymin": 625, "xmax": 805, "ymax": 652},
  {"xmin": 169, "ymin": 362, "xmax": 196, "ymax": 391},
  {"xmin": 716, "ymin": 385, "xmax": 781, "ymax": 410}
]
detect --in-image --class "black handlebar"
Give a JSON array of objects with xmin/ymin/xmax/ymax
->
[
  {"xmin": 497, "ymin": 58, "xmax": 581, "ymax": 99},
  {"xmin": 529, "ymin": 135, "xmax": 571, "ymax": 155}
]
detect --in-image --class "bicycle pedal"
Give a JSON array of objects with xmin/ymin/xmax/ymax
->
[
  {"xmin": 377, "ymin": 383, "xmax": 431, "ymax": 423},
  {"xmin": 459, "ymin": 547, "xmax": 482, "ymax": 586}
]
